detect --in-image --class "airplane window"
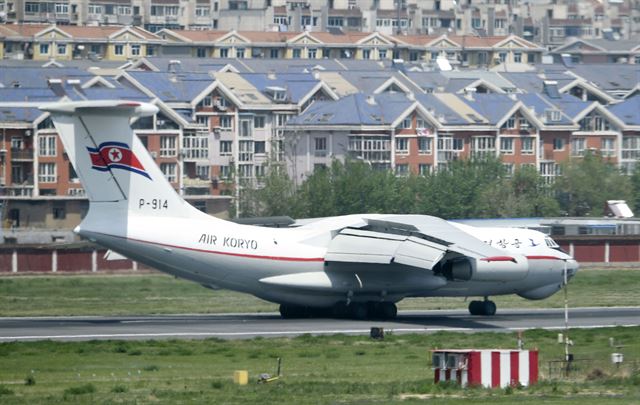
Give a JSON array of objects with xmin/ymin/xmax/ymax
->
[{"xmin": 544, "ymin": 237, "xmax": 559, "ymax": 248}]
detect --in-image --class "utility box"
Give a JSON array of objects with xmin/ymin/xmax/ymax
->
[
  {"xmin": 233, "ymin": 370, "xmax": 249, "ymax": 385},
  {"xmin": 431, "ymin": 349, "xmax": 538, "ymax": 388}
]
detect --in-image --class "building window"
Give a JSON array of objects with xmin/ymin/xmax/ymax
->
[
  {"xmin": 540, "ymin": 162, "xmax": 560, "ymax": 184},
  {"xmin": 601, "ymin": 138, "xmax": 615, "ymax": 157},
  {"xmin": 131, "ymin": 44, "xmax": 141, "ymax": 56},
  {"xmin": 238, "ymin": 164, "xmax": 252, "ymax": 179},
  {"xmin": 504, "ymin": 116, "xmax": 516, "ymax": 129},
  {"xmin": 270, "ymin": 49, "xmax": 279, "ymax": 58},
  {"xmin": 219, "ymin": 116, "xmax": 232, "ymax": 129},
  {"xmin": 160, "ymin": 136, "xmax": 177, "ymax": 157},
  {"xmin": 55, "ymin": 3, "xmax": 69, "ymax": 13},
  {"xmin": 514, "ymin": 52, "xmax": 522, "ymax": 63},
  {"xmin": 53, "ymin": 205, "xmax": 66, "ymax": 220},
  {"xmin": 379, "ymin": 49, "xmax": 387, "ymax": 59},
  {"xmin": 236, "ymin": 48, "xmax": 245, "ymax": 58},
  {"xmin": 114, "ymin": 44, "xmax": 124, "ymax": 56},
  {"xmin": 314, "ymin": 137, "xmax": 327, "ymax": 156},
  {"xmin": 220, "ymin": 48, "xmax": 229, "ymax": 58},
  {"xmin": 308, "ymin": 48, "xmax": 317, "ymax": 59},
  {"xmin": 39, "ymin": 43, "xmax": 50, "ymax": 54},
  {"xmin": 395, "ymin": 138, "xmax": 410, "ymax": 155},
  {"xmin": 25, "ymin": 2, "xmax": 39, "ymax": 13},
  {"xmin": 348, "ymin": 135, "xmax": 391, "ymax": 167},
  {"xmin": 521, "ymin": 137, "xmax": 534, "ymax": 155},
  {"xmin": 400, "ymin": 118, "xmax": 412, "ymax": 129},
  {"xmin": 293, "ymin": 49, "xmax": 301, "ymax": 58},
  {"xmin": 571, "ymin": 138, "xmax": 586, "ymax": 156},
  {"xmin": 220, "ymin": 140, "xmax": 232, "ymax": 156},
  {"xmin": 39, "ymin": 135, "xmax": 56, "ymax": 157},
  {"xmin": 219, "ymin": 165, "xmax": 231, "ymax": 179},
  {"xmin": 254, "ymin": 141, "xmax": 266, "ymax": 154},
  {"xmin": 500, "ymin": 138, "xmax": 514, "ymax": 154},
  {"xmin": 57, "ymin": 44, "xmax": 67, "ymax": 55},
  {"xmin": 239, "ymin": 119, "xmax": 252, "ymax": 137},
  {"xmin": 418, "ymin": 137, "xmax": 432, "ymax": 154},
  {"xmin": 503, "ymin": 163, "xmax": 514, "ymax": 176},
  {"xmin": 146, "ymin": 46, "xmax": 155, "ymax": 57},
  {"xmin": 363, "ymin": 49, "xmax": 371, "ymax": 59},
  {"xmin": 395, "ymin": 164, "xmax": 409, "ymax": 176},
  {"xmin": 499, "ymin": 52, "xmax": 507, "ymax": 63},
  {"xmin": 254, "ymin": 116, "xmax": 265, "ymax": 128},
  {"xmin": 471, "ymin": 136, "xmax": 495, "ymax": 157},
  {"xmin": 239, "ymin": 141, "xmax": 253, "ymax": 162},
  {"xmin": 160, "ymin": 163, "xmax": 177, "ymax": 183},
  {"xmin": 195, "ymin": 6, "xmax": 210, "ymax": 16},
  {"xmin": 38, "ymin": 163, "xmax": 56, "ymax": 183},
  {"xmin": 418, "ymin": 164, "xmax": 432, "ymax": 175},
  {"xmin": 622, "ymin": 136, "xmax": 640, "ymax": 160},
  {"xmin": 553, "ymin": 138, "xmax": 565, "ymax": 151}
]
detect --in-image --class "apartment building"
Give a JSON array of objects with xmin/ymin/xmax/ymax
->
[
  {"xmin": 0, "ymin": 23, "xmax": 545, "ymax": 67},
  {"xmin": 1, "ymin": 58, "xmax": 640, "ymax": 231}
]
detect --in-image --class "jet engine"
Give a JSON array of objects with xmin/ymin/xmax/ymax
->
[{"xmin": 436, "ymin": 254, "xmax": 529, "ymax": 282}]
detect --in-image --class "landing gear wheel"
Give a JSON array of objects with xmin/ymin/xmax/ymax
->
[
  {"xmin": 482, "ymin": 300, "xmax": 497, "ymax": 316},
  {"xmin": 378, "ymin": 302, "xmax": 398, "ymax": 319},
  {"xmin": 279, "ymin": 304, "xmax": 305, "ymax": 319},
  {"xmin": 468, "ymin": 300, "xmax": 496, "ymax": 316},
  {"xmin": 349, "ymin": 303, "xmax": 368, "ymax": 320}
]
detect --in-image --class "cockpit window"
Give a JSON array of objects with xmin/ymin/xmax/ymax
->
[{"xmin": 544, "ymin": 237, "xmax": 559, "ymax": 248}]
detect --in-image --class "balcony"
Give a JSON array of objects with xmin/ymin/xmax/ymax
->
[
  {"xmin": 183, "ymin": 177, "xmax": 211, "ymax": 188},
  {"xmin": 11, "ymin": 149, "xmax": 34, "ymax": 161}
]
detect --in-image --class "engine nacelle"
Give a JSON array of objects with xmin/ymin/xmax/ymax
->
[
  {"xmin": 438, "ymin": 255, "xmax": 529, "ymax": 282},
  {"xmin": 473, "ymin": 255, "xmax": 529, "ymax": 282}
]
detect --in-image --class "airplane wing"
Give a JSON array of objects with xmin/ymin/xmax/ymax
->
[{"xmin": 325, "ymin": 215, "xmax": 506, "ymax": 269}]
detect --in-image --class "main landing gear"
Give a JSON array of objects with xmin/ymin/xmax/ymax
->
[
  {"xmin": 279, "ymin": 302, "xmax": 398, "ymax": 320},
  {"xmin": 468, "ymin": 297, "xmax": 497, "ymax": 316}
]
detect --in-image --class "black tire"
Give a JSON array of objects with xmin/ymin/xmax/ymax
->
[
  {"xmin": 349, "ymin": 303, "xmax": 368, "ymax": 320},
  {"xmin": 468, "ymin": 300, "xmax": 482, "ymax": 315},
  {"xmin": 483, "ymin": 300, "xmax": 497, "ymax": 316},
  {"xmin": 279, "ymin": 304, "xmax": 304, "ymax": 319},
  {"xmin": 379, "ymin": 302, "xmax": 398, "ymax": 319}
]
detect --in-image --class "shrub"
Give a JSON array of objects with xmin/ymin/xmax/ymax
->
[
  {"xmin": 0, "ymin": 386, "xmax": 14, "ymax": 396},
  {"xmin": 111, "ymin": 385, "xmax": 128, "ymax": 393},
  {"xmin": 64, "ymin": 383, "xmax": 96, "ymax": 396},
  {"xmin": 143, "ymin": 365, "xmax": 159, "ymax": 372},
  {"xmin": 24, "ymin": 375, "xmax": 36, "ymax": 386}
]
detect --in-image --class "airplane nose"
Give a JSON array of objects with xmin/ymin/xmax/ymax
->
[{"xmin": 564, "ymin": 258, "xmax": 579, "ymax": 280}]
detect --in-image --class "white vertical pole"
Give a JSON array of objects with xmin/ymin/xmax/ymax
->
[
  {"xmin": 604, "ymin": 241, "xmax": 610, "ymax": 263},
  {"xmin": 563, "ymin": 260, "xmax": 569, "ymax": 364},
  {"xmin": 52, "ymin": 250, "xmax": 57, "ymax": 273},
  {"xmin": 91, "ymin": 250, "xmax": 97, "ymax": 272},
  {"xmin": 12, "ymin": 250, "xmax": 18, "ymax": 273}
]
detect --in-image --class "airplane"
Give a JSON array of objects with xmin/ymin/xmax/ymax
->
[{"xmin": 38, "ymin": 100, "xmax": 578, "ymax": 320}]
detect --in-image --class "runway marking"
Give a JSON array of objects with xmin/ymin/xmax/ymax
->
[{"xmin": 1, "ymin": 324, "xmax": 638, "ymax": 341}]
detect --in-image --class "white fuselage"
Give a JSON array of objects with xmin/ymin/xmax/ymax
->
[{"xmin": 80, "ymin": 212, "xmax": 578, "ymax": 308}]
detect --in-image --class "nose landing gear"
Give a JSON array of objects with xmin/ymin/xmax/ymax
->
[{"xmin": 468, "ymin": 298, "xmax": 496, "ymax": 316}]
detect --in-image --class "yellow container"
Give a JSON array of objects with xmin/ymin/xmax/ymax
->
[{"xmin": 233, "ymin": 370, "xmax": 249, "ymax": 385}]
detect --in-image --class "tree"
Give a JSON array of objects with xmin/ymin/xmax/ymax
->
[
  {"xmin": 236, "ymin": 163, "xmax": 301, "ymax": 218},
  {"xmin": 416, "ymin": 157, "xmax": 506, "ymax": 218},
  {"xmin": 477, "ymin": 165, "xmax": 561, "ymax": 218},
  {"xmin": 555, "ymin": 152, "xmax": 632, "ymax": 216}
]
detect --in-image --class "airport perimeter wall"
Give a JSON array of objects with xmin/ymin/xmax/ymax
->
[{"xmin": 1, "ymin": 235, "xmax": 639, "ymax": 274}]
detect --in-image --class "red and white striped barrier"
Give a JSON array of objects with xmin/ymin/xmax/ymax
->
[{"xmin": 432, "ymin": 349, "xmax": 538, "ymax": 388}]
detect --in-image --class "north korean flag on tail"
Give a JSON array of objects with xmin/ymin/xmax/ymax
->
[{"xmin": 87, "ymin": 141, "xmax": 151, "ymax": 180}]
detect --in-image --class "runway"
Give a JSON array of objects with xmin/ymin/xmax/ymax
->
[{"xmin": 0, "ymin": 306, "xmax": 638, "ymax": 342}]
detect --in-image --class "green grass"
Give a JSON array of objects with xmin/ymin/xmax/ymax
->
[
  {"xmin": 0, "ymin": 269, "xmax": 638, "ymax": 317},
  {"xmin": 0, "ymin": 328, "xmax": 638, "ymax": 404}
]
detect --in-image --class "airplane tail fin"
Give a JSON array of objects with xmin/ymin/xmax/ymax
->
[{"xmin": 43, "ymin": 101, "xmax": 202, "ymax": 227}]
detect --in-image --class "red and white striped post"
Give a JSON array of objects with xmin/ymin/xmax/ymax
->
[{"xmin": 432, "ymin": 349, "xmax": 538, "ymax": 388}]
